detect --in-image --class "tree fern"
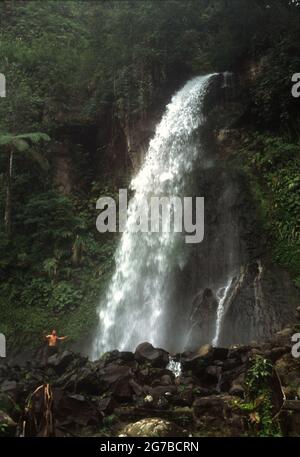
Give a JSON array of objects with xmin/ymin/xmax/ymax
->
[{"xmin": 0, "ymin": 131, "xmax": 51, "ymax": 235}]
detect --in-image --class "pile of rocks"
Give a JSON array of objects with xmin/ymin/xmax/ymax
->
[{"xmin": 0, "ymin": 326, "xmax": 299, "ymax": 437}]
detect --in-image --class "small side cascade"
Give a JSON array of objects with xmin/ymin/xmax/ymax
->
[
  {"xmin": 222, "ymin": 71, "xmax": 234, "ymax": 89},
  {"xmin": 221, "ymin": 71, "xmax": 235, "ymax": 103},
  {"xmin": 212, "ymin": 278, "xmax": 234, "ymax": 347},
  {"xmin": 166, "ymin": 356, "xmax": 182, "ymax": 378}
]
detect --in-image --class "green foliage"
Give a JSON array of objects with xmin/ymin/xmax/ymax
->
[
  {"xmin": 0, "ymin": 132, "xmax": 50, "ymax": 147},
  {"xmin": 47, "ymin": 281, "xmax": 83, "ymax": 313},
  {"xmin": 103, "ymin": 414, "xmax": 118, "ymax": 427},
  {"xmin": 235, "ymin": 356, "xmax": 282, "ymax": 437},
  {"xmin": 1, "ymin": 0, "xmax": 300, "ymax": 131},
  {"xmin": 0, "ymin": 422, "xmax": 8, "ymax": 436},
  {"xmin": 238, "ymin": 133, "xmax": 300, "ymax": 284},
  {"xmin": 0, "ymin": 132, "xmax": 51, "ymax": 170},
  {"xmin": 19, "ymin": 278, "xmax": 52, "ymax": 309},
  {"xmin": 43, "ymin": 258, "xmax": 58, "ymax": 280},
  {"xmin": 250, "ymin": 38, "xmax": 300, "ymax": 130},
  {"xmin": 246, "ymin": 356, "xmax": 273, "ymax": 394},
  {"xmin": 0, "ymin": 1, "xmax": 91, "ymax": 131},
  {"xmin": 0, "ymin": 180, "xmax": 117, "ymax": 348}
]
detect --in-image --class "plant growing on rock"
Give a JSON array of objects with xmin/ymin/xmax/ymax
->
[{"xmin": 234, "ymin": 355, "xmax": 282, "ymax": 437}]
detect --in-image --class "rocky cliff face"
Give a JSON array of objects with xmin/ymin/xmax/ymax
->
[
  {"xmin": 219, "ymin": 261, "xmax": 299, "ymax": 346},
  {"xmin": 169, "ymin": 74, "xmax": 300, "ymax": 350}
]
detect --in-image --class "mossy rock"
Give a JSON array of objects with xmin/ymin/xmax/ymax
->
[{"xmin": 118, "ymin": 418, "xmax": 188, "ymax": 437}]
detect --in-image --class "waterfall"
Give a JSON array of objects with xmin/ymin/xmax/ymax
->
[
  {"xmin": 92, "ymin": 75, "xmax": 217, "ymax": 359},
  {"xmin": 212, "ymin": 279, "xmax": 233, "ymax": 347}
]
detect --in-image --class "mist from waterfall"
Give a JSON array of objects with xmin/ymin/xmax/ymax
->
[{"xmin": 92, "ymin": 75, "xmax": 216, "ymax": 359}]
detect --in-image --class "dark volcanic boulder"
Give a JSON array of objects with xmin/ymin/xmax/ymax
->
[
  {"xmin": 204, "ymin": 365, "xmax": 222, "ymax": 385},
  {"xmin": 63, "ymin": 358, "xmax": 139, "ymax": 400},
  {"xmin": 222, "ymin": 358, "xmax": 241, "ymax": 371},
  {"xmin": 99, "ymin": 363, "xmax": 140, "ymax": 402},
  {"xmin": 128, "ymin": 379, "xmax": 143, "ymax": 396},
  {"xmin": 0, "ymin": 380, "xmax": 19, "ymax": 401},
  {"xmin": 101, "ymin": 350, "xmax": 135, "ymax": 365},
  {"xmin": 149, "ymin": 385, "xmax": 177, "ymax": 397},
  {"xmin": 227, "ymin": 346, "xmax": 253, "ymax": 363},
  {"xmin": 229, "ymin": 384, "xmax": 245, "ymax": 398},
  {"xmin": 136, "ymin": 366, "xmax": 174, "ymax": 386},
  {"xmin": 160, "ymin": 374, "xmax": 173, "ymax": 385},
  {"xmin": 193, "ymin": 395, "xmax": 246, "ymax": 436},
  {"xmin": 101, "ymin": 364, "xmax": 133, "ymax": 385},
  {"xmin": 213, "ymin": 347, "xmax": 229, "ymax": 360},
  {"xmin": 265, "ymin": 346, "xmax": 290, "ymax": 363},
  {"xmin": 72, "ymin": 363, "xmax": 102, "ymax": 395},
  {"xmin": 181, "ymin": 345, "xmax": 214, "ymax": 376},
  {"xmin": 96, "ymin": 394, "xmax": 117, "ymax": 415},
  {"xmin": 52, "ymin": 389, "xmax": 101, "ymax": 430},
  {"xmin": 218, "ymin": 364, "xmax": 247, "ymax": 393},
  {"xmin": 47, "ymin": 351, "xmax": 75, "ymax": 373},
  {"xmin": 134, "ymin": 342, "xmax": 169, "ymax": 368},
  {"xmin": 193, "ymin": 394, "xmax": 235, "ymax": 418}
]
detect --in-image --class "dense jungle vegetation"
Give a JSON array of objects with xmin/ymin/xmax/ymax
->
[{"xmin": 0, "ymin": 0, "xmax": 299, "ymax": 350}]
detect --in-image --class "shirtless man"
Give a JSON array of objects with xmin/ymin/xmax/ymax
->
[{"xmin": 45, "ymin": 329, "xmax": 68, "ymax": 357}]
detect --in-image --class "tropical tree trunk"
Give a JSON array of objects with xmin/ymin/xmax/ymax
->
[{"xmin": 4, "ymin": 146, "xmax": 13, "ymax": 236}]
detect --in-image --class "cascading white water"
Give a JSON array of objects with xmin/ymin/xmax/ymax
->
[
  {"xmin": 166, "ymin": 356, "xmax": 182, "ymax": 378},
  {"xmin": 92, "ymin": 75, "xmax": 216, "ymax": 359},
  {"xmin": 212, "ymin": 279, "xmax": 233, "ymax": 347}
]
